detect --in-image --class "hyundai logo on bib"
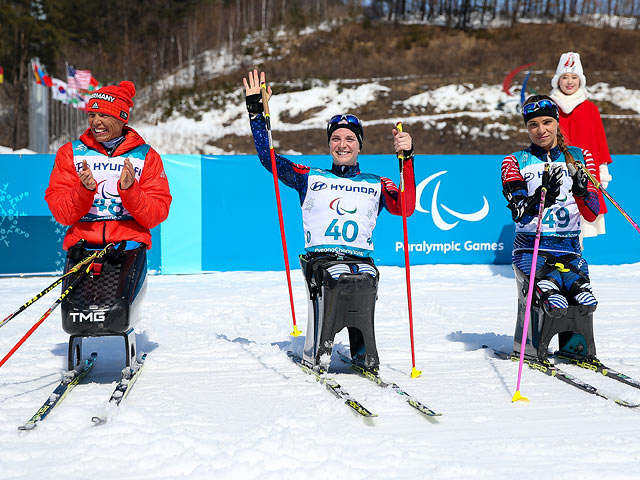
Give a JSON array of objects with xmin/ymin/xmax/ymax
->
[
  {"xmin": 330, "ymin": 184, "xmax": 377, "ymax": 196},
  {"xmin": 310, "ymin": 181, "xmax": 327, "ymax": 191}
]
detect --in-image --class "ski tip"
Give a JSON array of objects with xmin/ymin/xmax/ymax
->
[
  {"xmin": 411, "ymin": 367, "xmax": 422, "ymax": 379},
  {"xmin": 349, "ymin": 403, "xmax": 377, "ymax": 418},
  {"xmin": 512, "ymin": 390, "xmax": 530, "ymax": 403},
  {"xmin": 18, "ymin": 423, "xmax": 37, "ymax": 431},
  {"xmin": 290, "ymin": 326, "xmax": 302, "ymax": 337}
]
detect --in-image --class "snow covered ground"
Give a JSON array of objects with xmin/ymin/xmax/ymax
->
[{"xmin": 1, "ymin": 263, "xmax": 640, "ymax": 479}]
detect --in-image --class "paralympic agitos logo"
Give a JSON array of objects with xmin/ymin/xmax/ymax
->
[
  {"xmin": 330, "ymin": 198, "xmax": 357, "ymax": 215},
  {"xmin": 98, "ymin": 179, "xmax": 120, "ymax": 200},
  {"xmin": 415, "ymin": 171, "xmax": 489, "ymax": 231}
]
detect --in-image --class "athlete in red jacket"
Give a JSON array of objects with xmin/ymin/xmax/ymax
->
[
  {"xmin": 550, "ymin": 52, "xmax": 612, "ymax": 239},
  {"xmin": 45, "ymin": 81, "xmax": 171, "ymax": 250}
]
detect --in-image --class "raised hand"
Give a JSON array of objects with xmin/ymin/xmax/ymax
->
[
  {"xmin": 79, "ymin": 160, "xmax": 97, "ymax": 190},
  {"xmin": 243, "ymin": 69, "xmax": 272, "ymax": 114},
  {"xmin": 242, "ymin": 69, "xmax": 272, "ymax": 99}
]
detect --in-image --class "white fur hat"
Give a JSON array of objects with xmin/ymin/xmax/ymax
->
[{"xmin": 551, "ymin": 52, "xmax": 587, "ymax": 89}]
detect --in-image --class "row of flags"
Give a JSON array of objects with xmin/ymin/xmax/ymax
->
[{"xmin": 30, "ymin": 58, "xmax": 103, "ymax": 109}]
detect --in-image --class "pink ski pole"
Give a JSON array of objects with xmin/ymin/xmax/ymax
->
[
  {"xmin": 576, "ymin": 161, "xmax": 640, "ymax": 235},
  {"xmin": 513, "ymin": 162, "xmax": 551, "ymax": 403}
]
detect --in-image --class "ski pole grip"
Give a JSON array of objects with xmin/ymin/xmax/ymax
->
[
  {"xmin": 396, "ymin": 121, "xmax": 405, "ymax": 164},
  {"xmin": 260, "ymin": 83, "xmax": 271, "ymax": 117},
  {"xmin": 578, "ymin": 160, "xmax": 600, "ymax": 189},
  {"xmin": 543, "ymin": 161, "xmax": 551, "ymax": 188}
]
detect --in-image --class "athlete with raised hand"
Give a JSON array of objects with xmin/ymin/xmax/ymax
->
[{"xmin": 243, "ymin": 69, "xmax": 416, "ymax": 372}]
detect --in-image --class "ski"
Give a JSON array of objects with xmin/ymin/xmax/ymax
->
[
  {"xmin": 554, "ymin": 351, "xmax": 640, "ymax": 390},
  {"xmin": 336, "ymin": 351, "xmax": 441, "ymax": 418},
  {"xmin": 288, "ymin": 352, "xmax": 377, "ymax": 418},
  {"xmin": 492, "ymin": 350, "xmax": 640, "ymax": 408},
  {"xmin": 19, "ymin": 352, "xmax": 98, "ymax": 431},
  {"xmin": 91, "ymin": 353, "xmax": 147, "ymax": 425}
]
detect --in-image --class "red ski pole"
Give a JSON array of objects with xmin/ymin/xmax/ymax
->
[
  {"xmin": 396, "ymin": 122, "xmax": 421, "ymax": 378},
  {"xmin": 260, "ymin": 81, "xmax": 301, "ymax": 337},
  {"xmin": 0, "ymin": 244, "xmax": 112, "ymax": 369}
]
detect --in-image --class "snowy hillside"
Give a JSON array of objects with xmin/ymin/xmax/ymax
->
[
  {"xmin": 4, "ymin": 78, "xmax": 639, "ymax": 157},
  {"xmin": 2, "ymin": 264, "xmax": 640, "ymax": 479},
  {"xmin": 4, "ymin": 78, "xmax": 639, "ymax": 156},
  {"xmin": 132, "ymin": 79, "xmax": 640, "ymax": 155}
]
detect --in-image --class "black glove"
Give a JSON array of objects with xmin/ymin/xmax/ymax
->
[
  {"xmin": 568, "ymin": 162, "xmax": 589, "ymax": 198},
  {"xmin": 502, "ymin": 182, "xmax": 527, "ymax": 222},
  {"xmin": 67, "ymin": 240, "xmax": 88, "ymax": 263},
  {"xmin": 245, "ymin": 93, "xmax": 263, "ymax": 114},
  {"xmin": 397, "ymin": 145, "xmax": 415, "ymax": 171},
  {"xmin": 506, "ymin": 196, "xmax": 527, "ymax": 222},
  {"xmin": 104, "ymin": 241, "xmax": 128, "ymax": 265},
  {"xmin": 524, "ymin": 164, "xmax": 563, "ymax": 216}
]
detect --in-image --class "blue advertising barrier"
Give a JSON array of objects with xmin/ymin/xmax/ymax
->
[{"xmin": 1, "ymin": 153, "xmax": 638, "ymax": 275}]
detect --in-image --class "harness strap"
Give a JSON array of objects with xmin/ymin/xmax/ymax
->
[{"xmin": 534, "ymin": 251, "xmax": 589, "ymax": 283}]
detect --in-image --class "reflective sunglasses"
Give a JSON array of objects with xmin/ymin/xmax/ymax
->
[
  {"xmin": 522, "ymin": 99, "xmax": 558, "ymax": 115},
  {"xmin": 328, "ymin": 114, "xmax": 362, "ymax": 129}
]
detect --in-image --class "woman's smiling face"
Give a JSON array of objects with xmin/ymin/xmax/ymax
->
[
  {"xmin": 526, "ymin": 116, "xmax": 559, "ymax": 150},
  {"xmin": 88, "ymin": 112, "xmax": 124, "ymax": 142},
  {"xmin": 558, "ymin": 73, "xmax": 580, "ymax": 95},
  {"xmin": 329, "ymin": 128, "xmax": 360, "ymax": 166}
]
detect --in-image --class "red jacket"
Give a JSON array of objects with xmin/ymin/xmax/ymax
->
[
  {"xmin": 559, "ymin": 99, "xmax": 612, "ymax": 214},
  {"xmin": 45, "ymin": 126, "xmax": 171, "ymax": 250}
]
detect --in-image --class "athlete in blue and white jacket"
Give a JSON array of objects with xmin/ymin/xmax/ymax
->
[
  {"xmin": 243, "ymin": 70, "xmax": 416, "ymax": 371},
  {"xmin": 501, "ymin": 95, "xmax": 600, "ymax": 318},
  {"xmin": 244, "ymin": 70, "xmax": 416, "ymax": 265}
]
